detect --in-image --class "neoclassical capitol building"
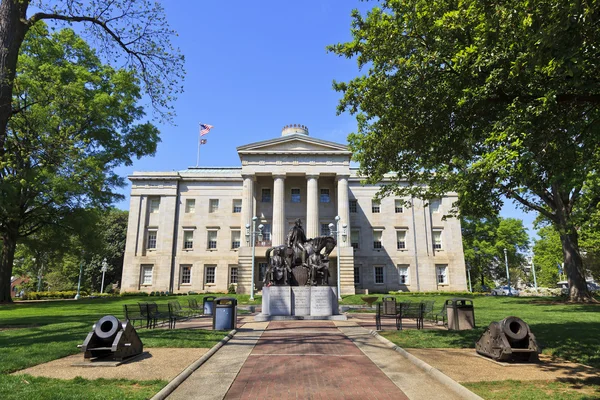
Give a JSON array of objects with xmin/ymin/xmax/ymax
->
[{"xmin": 121, "ymin": 125, "xmax": 467, "ymax": 294}]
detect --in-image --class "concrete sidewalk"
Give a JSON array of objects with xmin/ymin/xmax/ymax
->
[{"xmin": 167, "ymin": 320, "xmax": 474, "ymax": 399}]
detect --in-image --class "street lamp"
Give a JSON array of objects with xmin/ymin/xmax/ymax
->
[
  {"xmin": 245, "ymin": 216, "xmax": 264, "ymax": 301},
  {"xmin": 503, "ymin": 248, "xmax": 512, "ymax": 295},
  {"xmin": 329, "ymin": 215, "xmax": 347, "ymax": 300},
  {"xmin": 75, "ymin": 258, "xmax": 84, "ymax": 300},
  {"xmin": 466, "ymin": 264, "xmax": 473, "ymax": 293},
  {"xmin": 100, "ymin": 258, "xmax": 108, "ymax": 294}
]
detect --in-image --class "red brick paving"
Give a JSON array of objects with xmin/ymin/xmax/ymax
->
[{"xmin": 225, "ymin": 321, "xmax": 408, "ymax": 400}]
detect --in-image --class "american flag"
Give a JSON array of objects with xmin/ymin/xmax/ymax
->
[
  {"xmin": 199, "ymin": 123, "xmax": 214, "ymax": 136},
  {"xmin": 200, "ymin": 139, "xmax": 207, "ymax": 145}
]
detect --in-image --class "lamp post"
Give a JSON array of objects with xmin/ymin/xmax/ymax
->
[
  {"xmin": 329, "ymin": 216, "xmax": 347, "ymax": 301},
  {"xmin": 467, "ymin": 264, "xmax": 473, "ymax": 293},
  {"xmin": 245, "ymin": 216, "xmax": 264, "ymax": 301},
  {"xmin": 100, "ymin": 258, "xmax": 108, "ymax": 294},
  {"xmin": 503, "ymin": 248, "xmax": 512, "ymax": 295},
  {"xmin": 75, "ymin": 259, "xmax": 84, "ymax": 300}
]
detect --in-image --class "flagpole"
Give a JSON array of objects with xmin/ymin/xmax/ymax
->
[{"xmin": 196, "ymin": 123, "xmax": 201, "ymax": 167}]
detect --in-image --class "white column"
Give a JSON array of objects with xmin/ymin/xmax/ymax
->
[
  {"xmin": 337, "ymin": 175, "xmax": 350, "ymax": 247},
  {"xmin": 306, "ymin": 174, "xmax": 319, "ymax": 238},
  {"xmin": 241, "ymin": 175, "xmax": 255, "ymax": 241},
  {"xmin": 272, "ymin": 174, "xmax": 286, "ymax": 246}
]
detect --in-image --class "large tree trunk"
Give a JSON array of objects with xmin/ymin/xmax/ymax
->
[
  {"xmin": 0, "ymin": 1, "xmax": 29, "ymax": 302},
  {"xmin": 0, "ymin": 231, "xmax": 17, "ymax": 302},
  {"xmin": 559, "ymin": 228, "xmax": 594, "ymax": 302},
  {"xmin": 0, "ymin": 0, "xmax": 29, "ymax": 156}
]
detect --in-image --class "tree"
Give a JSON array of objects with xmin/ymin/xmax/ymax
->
[
  {"xmin": 532, "ymin": 225, "xmax": 563, "ymax": 287},
  {"xmin": 0, "ymin": 24, "xmax": 160, "ymax": 302},
  {"xmin": 329, "ymin": 0, "xmax": 600, "ymax": 302},
  {"xmin": 462, "ymin": 216, "xmax": 529, "ymax": 290}
]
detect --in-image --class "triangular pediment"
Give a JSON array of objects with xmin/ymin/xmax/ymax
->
[{"xmin": 237, "ymin": 134, "xmax": 350, "ymax": 155}]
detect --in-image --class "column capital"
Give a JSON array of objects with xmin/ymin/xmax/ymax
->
[
  {"xmin": 272, "ymin": 173, "xmax": 286, "ymax": 179},
  {"xmin": 306, "ymin": 174, "xmax": 320, "ymax": 180},
  {"xmin": 242, "ymin": 174, "xmax": 256, "ymax": 181},
  {"xmin": 336, "ymin": 174, "xmax": 350, "ymax": 181}
]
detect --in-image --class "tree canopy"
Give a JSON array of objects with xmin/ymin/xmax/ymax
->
[
  {"xmin": 329, "ymin": 0, "xmax": 600, "ymax": 301},
  {"xmin": 0, "ymin": 24, "xmax": 159, "ymax": 301}
]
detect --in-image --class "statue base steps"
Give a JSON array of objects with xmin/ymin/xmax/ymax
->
[{"xmin": 255, "ymin": 286, "xmax": 346, "ymax": 321}]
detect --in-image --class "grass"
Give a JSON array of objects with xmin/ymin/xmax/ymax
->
[
  {"xmin": 463, "ymin": 379, "xmax": 600, "ymax": 400},
  {"xmin": 0, "ymin": 375, "xmax": 167, "ymax": 400},
  {"xmin": 345, "ymin": 294, "xmax": 600, "ymax": 369},
  {"xmin": 0, "ymin": 295, "xmax": 232, "ymax": 399}
]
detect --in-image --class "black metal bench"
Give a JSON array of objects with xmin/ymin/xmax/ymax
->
[{"xmin": 123, "ymin": 304, "xmax": 146, "ymax": 329}]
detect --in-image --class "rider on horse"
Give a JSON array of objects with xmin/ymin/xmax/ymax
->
[{"xmin": 287, "ymin": 218, "xmax": 307, "ymax": 266}]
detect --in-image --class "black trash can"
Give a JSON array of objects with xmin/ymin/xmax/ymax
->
[
  {"xmin": 213, "ymin": 297, "xmax": 237, "ymax": 330},
  {"xmin": 445, "ymin": 298, "xmax": 475, "ymax": 330},
  {"xmin": 203, "ymin": 296, "xmax": 216, "ymax": 315}
]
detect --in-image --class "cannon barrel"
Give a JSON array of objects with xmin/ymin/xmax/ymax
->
[
  {"xmin": 81, "ymin": 315, "xmax": 143, "ymax": 362},
  {"xmin": 476, "ymin": 316, "xmax": 539, "ymax": 362}
]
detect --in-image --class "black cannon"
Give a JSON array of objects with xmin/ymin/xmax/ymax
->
[
  {"xmin": 476, "ymin": 316, "xmax": 540, "ymax": 362},
  {"xmin": 81, "ymin": 315, "xmax": 143, "ymax": 362}
]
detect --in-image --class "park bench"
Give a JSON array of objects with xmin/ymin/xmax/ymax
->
[
  {"xmin": 138, "ymin": 301, "xmax": 170, "ymax": 329},
  {"xmin": 123, "ymin": 304, "xmax": 146, "ymax": 329},
  {"xmin": 187, "ymin": 298, "xmax": 203, "ymax": 317},
  {"xmin": 168, "ymin": 301, "xmax": 190, "ymax": 329}
]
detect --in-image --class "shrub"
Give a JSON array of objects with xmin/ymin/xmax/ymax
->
[
  {"xmin": 104, "ymin": 284, "xmax": 114, "ymax": 294},
  {"xmin": 21, "ymin": 290, "xmax": 85, "ymax": 300},
  {"xmin": 120, "ymin": 291, "xmax": 148, "ymax": 297},
  {"xmin": 228, "ymin": 284, "xmax": 237, "ymax": 294}
]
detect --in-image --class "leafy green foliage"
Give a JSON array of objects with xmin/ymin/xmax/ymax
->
[
  {"xmin": 533, "ymin": 226, "xmax": 563, "ymax": 286},
  {"xmin": 329, "ymin": 0, "xmax": 600, "ymax": 301},
  {"xmin": 462, "ymin": 217, "xmax": 530, "ymax": 288},
  {"xmin": 0, "ymin": 24, "xmax": 159, "ymax": 301}
]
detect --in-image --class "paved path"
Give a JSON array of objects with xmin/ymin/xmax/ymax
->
[{"xmin": 167, "ymin": 320, "xmax": 466, "ymax": 400}]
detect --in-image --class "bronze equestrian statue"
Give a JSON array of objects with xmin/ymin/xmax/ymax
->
[{"xmin": 264, "ymin": 218, "xmax": 336, "ymax": 286}]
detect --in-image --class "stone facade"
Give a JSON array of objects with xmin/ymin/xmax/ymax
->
[{"xmin": 121, "ymin": 126, "xmax": 467, "ymax": 294}]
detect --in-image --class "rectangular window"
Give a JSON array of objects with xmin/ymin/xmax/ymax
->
[
  {"xmin": 231, "ymin": 230, "xmax": 241, "ymax": 249},
  {"xmin": 373, "ymin": 230, "xmax": 383, "ymax": 249},
  {"xmin": 207, "ymin": 230, "xmax": 218, "ymax": 249},
  {"xmin": 181, "ymin": 265, "xmax": 192, "ymax": 284},
  {"xmin": 141, "ymin": 265, "xmax": 153, "ymax": 285},
  {"xmin": 433, "ymin": 230, "xmax": 443, "ymax": 250},
  {"xmin": 354, "ymin": 266, "xmax": 360, "ymax": 285},
  {"xmin": 396, "ymin": 230, "xmax": 407, "ymax": 250},
  {"xmin": 261, "ymin": 224, "xmax": 271, "ymax": 242},
  {"xmin": 395, "ymin": 199, "xmax": 403, "ymax": 213},
  {"xmin": 349, "ymin": 199, "xmax": 357, "ymax": 213},
  {"xmin": 149, "ymin": 198, "xmax": 160, "ymax": 213},
  {"xmin": 209, "ymin": 199, "xmax": 219, "ymax": 213},
  {"xmin": 147, "ymin": 230, "xmax": 157, "ymax": 250},
  {"xmin": 258, "ymin": 262, "xmax": 268, "ymax": 282},
  {"xmin": 430, "ymin": 198, "xmax": 441, "ymax": 213},
  {"xmin": 398, "ymin": 265, "xmax": 409, "ymax": 285},
  {"xmin": 261, "ymin": 188, "xmax": 271, "ymax": 203},
  {"xmin": 233, "ymin": 199, "xmax": 242, "ymax": 213},
  {"xmin": 205, "ymin": 265, "xmax": 216, "ymax": 284},
  {"xmin": 230, "ymin": 267, "xmax": 238, "ymax": 284},
  {"xmin": 291, "ymin": 188, "xmax": 301, "ymax": 203},
  {"xmin": 372, "ymin": 200, "xmax": 380, "ymax": 213},
  {"xmin": 437, "ymin": 265, "xmax": 448, "ymax": 284},
  {"xmin": 351, "ymin": 230, "xmax": 360, "ymax": 250},
  {"xmin": 183, "ymin": 230, "xmax": 194, "ymax": 250},
  {"xmin": 374, "ymin": 266, "xmax": 384, "ymax": 284},
  {"xmin": 185, "ymin": 199, "xmax": 195, "ymax": 213},
  {"xmin": 320, "ymin": 188, "xmax": 330, "ymax": 203},
  {"xmin": 321, "ymin": 223, "xmax": 330, "ymax": 236}
]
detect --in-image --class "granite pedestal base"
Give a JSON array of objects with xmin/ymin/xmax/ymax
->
[{"xmin": 255, "ymin": 286, "xmax": 346, "ymax": 321}]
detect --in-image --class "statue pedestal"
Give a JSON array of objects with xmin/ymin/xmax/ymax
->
[{"xmin": 255, "ymin": 286, "xmax": 346, "ymax": 321}]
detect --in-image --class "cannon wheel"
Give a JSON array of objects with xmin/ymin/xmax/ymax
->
[
  {"xmin": 501, "ymin": 316, "xmax": 528, "ymax": 341},
  {"xmin": 94, "ymin": 315, "xmax": 120, "ymax": 339}
]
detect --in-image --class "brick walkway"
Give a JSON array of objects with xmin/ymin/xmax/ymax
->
[{"xmin": 224, "ymin": 321, "xmax": 408, "ymax": 400}]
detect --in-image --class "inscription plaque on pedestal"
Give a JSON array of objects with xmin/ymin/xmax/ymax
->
[
  {"xmin": 292, "ymin": 287, "xmax": 311, "ymax": 316},
  {"xmin": 310, "ymin": 287, "xmax": 334, "ymax": 316},
  {"xmin": 269, "ymin": 286, "xmax": 291, "ymax": 316}
]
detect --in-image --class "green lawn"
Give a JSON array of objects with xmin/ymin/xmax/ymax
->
[
  {"xmin": 0, "ymin": 295, "xmax": 232, "ymax": 399},
  {"xmin": 344, "ymin": 294, "xmax": 600, "ymax": 369},
  {"xmin": 463, "ymin": 379, "xmax": 600, "ymax": 400}
]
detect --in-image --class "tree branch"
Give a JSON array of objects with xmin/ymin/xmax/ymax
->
[{"xmin": 508, "ymin": 190, "xmax": 558, "ymax": 223}]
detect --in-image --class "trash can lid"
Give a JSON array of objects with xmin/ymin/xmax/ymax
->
[
  {"xmin": 445, "ymin": 298, "xmax": 473, "ymax": 305},
  {"xmin": 215, "ymin": 297, "xmax": 237, "ymax": 305}
]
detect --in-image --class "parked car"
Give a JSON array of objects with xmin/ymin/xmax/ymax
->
[
  {"xmin": 491, "ymin": 286, "xmax": 520, "ymax": 296},
  {"xmin": 557, "ymin": 281, "xmax": 599, "ymax": 295}
]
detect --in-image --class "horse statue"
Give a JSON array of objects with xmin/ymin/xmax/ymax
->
[{"xmin": 264, "ymin": 228, "xmax": 336, "ymax": 286}]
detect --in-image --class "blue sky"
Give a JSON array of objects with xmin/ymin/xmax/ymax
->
[{"xmin": 112, "ymin": 0, "xmax": 538, "ymax": 243}]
